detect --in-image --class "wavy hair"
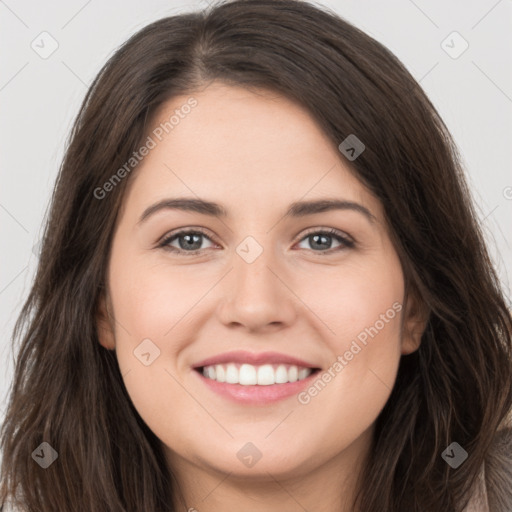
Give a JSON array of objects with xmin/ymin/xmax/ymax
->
[{"xmin": 1, "ymin": 1, "xmax": 511, "ymax": 510}]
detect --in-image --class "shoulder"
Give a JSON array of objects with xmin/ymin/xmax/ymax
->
[
  {"xmin": 463, "ymin": 459, "xmax": 489, "ymax": 512},
  {"xmin": 468, "ymin": 423, "xmax": 512, "ymax": 512}
]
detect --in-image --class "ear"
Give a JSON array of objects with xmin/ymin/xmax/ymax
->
[
  {"xmin": 401, "ymin": 286, "xmax": 429, "ymax": 355},
  {"xmin": 96, "ymin": 292, "xmax": 116, "ymax": 350}
]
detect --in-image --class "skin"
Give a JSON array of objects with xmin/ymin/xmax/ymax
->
[{"xmin": 97, "ymin": 81, "xmax": 426, "ymax": 511}]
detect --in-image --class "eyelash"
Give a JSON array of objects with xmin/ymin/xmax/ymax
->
[{"xmin": 157, "ymin": 227, "xmax": 355, "ymax": 256}]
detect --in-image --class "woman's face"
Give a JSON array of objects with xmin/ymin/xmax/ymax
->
[{"xmin": 97, "ymin": 81, "xmax": 421, "ymax": 485}]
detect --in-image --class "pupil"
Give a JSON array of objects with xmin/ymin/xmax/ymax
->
[
  {"xmin": 181, "ymin": 234, "xmax": 201, "ymax": 250},
  {"xmin": 312, "ymin": 234, "xmax": 330, "ymax": 250}
]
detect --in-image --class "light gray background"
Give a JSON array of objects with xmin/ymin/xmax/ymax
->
[{"xmin": 1, "ymin": 0, "xmax": 511, "ymax": 423}]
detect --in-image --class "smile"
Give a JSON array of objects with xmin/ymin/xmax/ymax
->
[{"xmin": 200, "ymin": 363, "xmax": 315, "ymax": 385}]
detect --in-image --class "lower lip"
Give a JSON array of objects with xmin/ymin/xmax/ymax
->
[{"xmin": 194, "ymin": 369, "xmax": 319, "ymax": 405}]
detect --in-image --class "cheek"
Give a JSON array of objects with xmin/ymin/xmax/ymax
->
[
  {"xmin": 108, "ymin": 251, "xmax": 210, "ymax": 356},
  {"xmin": 291, "ymin": 253, "xmax": 404, "ymax": 431},
  {"xmin": 106, "ymin": 250, "xmax": 215, "ymax": 434},
  {"xmin": 293, "ymin": 308, "xmax": 402, "ymax": 461},
  {"xmin": 293, "ymin": 249, "xmax": 404, "ymax": 355}
]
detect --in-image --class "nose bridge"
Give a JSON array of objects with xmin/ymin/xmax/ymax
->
[
  {"xmin": 233, "ymin": 233, "xmax": 281, "ymax": 301},
  {"xmin": 217, "ymin": 232, "xmax": 297, "ymax": 330}
]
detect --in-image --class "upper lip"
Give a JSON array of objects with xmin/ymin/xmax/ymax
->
[{"xmin": 192, "ymin": 350, "xmax": 320, "ymax": 369}]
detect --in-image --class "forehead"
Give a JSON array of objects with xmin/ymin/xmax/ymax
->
[{"xmin": 120, "ymin": 82, "xmax": 380, "ymax": 221}]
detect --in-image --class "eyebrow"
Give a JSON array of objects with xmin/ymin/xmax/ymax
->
[{"xmin": 138, "ymin": 197, "xmax": 376, "ymax": 225}]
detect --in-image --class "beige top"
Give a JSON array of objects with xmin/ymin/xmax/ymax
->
[
  {"xmin": 464, "ymin": 419, "xmax": 512, "ymax": 512},
  {"xmin": 463, "ymin": 462, "xmax": 489, "ymax": 512}
]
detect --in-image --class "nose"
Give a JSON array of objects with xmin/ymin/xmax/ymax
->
[{"xmin": 216, "ymin": 242, "xmax": 297, "ymax": 333}]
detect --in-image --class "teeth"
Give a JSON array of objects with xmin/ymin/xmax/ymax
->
[
  {"xmin": 257, "ymin": 364, "xmax": 275, "ymax": 385},
  {"xmin": 275, "ymin": 365, "xmax": 288, "ymax": 383},
  {"xmin": 201, "ymin": 363, "xmax": 314, "ymax": 385},
  {"xmin": 215, "ymin": 364, "xmax": 226, "ymax": 383},
  {"xmin": 298, "ymin": 368, "xmax": 310, "ymax": 380},
  {"xmin": 239, "ymin": 364, "xmax": 257, "ymax": 385},
  {"xmin": 226, "ymin": 363, "xmax": 238, "ymax": 384}
]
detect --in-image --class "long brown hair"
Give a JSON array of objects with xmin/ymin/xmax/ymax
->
[{"xmin": 1, "ymin": 1, "xmax": 511, "ymax": 510}]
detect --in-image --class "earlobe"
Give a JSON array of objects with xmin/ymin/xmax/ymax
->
[
  {"xmin": 401, "ymin": 288, "xmax": 429, "ymax": 355},
  {"xmin": 401, "ymin": 323, "xmax": 425, "ymax": 355},
  {"xmin": 96, "ymin": 293, "xmax": 116, "ymax": 350}
]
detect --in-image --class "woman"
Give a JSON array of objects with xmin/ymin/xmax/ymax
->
[{"xmin": 1, "ymin": 0, "xmax": 511, "ymax": 510}]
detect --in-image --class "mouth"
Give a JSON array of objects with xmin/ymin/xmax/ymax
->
[
  {"xmin": 192, "ymin": 353, "xmax": 322, "ymax": 405},
  {"xmin": 194, "ymin": 363, "xmax": 321, "ymax": 385}
]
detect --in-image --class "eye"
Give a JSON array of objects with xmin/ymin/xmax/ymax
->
[
  {"xmin": 158, "ymin": 227, "xmax": 354, "ymax": 256},
  {"xmin": 295, "ymin": 228, "xmax": 354, "ymax": 253},
  {"xmin": 158, "ymin": 228, "xmax": 217, "ymax": 254}
]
